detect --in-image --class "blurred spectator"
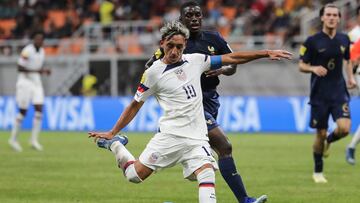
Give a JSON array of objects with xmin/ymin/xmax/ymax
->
[
  {"xmin": 81, "ymin": 68, "xmax": 98, "ymax": 97},
  {"xmin": 100, "ymin": 0, "xmax": 115, "ymax": 39}
]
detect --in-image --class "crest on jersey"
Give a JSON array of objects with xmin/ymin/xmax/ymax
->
[
  {"xmin": 340, "ymin": 46, "xmax": 345, "ymax": 54},
  {"xmin": 175, "ymin": 68, "xmax": 187, "ymax": 81},
  {"xmin": 208, "ymin": 46, "xmax": 215, "ymax": 55}
]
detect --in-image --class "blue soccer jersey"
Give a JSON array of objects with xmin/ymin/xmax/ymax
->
[{"xmin": 300, "ymin": 31, "xmax": 351, "ymax": 104}]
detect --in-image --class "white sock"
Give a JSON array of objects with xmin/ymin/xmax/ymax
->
[
  {"xmin": 110, "ymin": 142, "xmax": 135, "ymax": 169},
  {"xmin": 349, "ymin": 125, "xmax": 360, "ymax": 149},
  {"xmin": 197, "ymin": 168, "xmax": 216, "ymax": 203},
  {"xmin": 10, "ymin": 113, "xmax": 24, "ymax": 141},
  {"xmin": 30, "ymin": 112, "xmax": 42, "ymax": 143}
]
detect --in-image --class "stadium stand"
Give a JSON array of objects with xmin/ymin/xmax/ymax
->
[{"xmin": 0, "ymin": 0, "xmax": 358, "ymax": 96}]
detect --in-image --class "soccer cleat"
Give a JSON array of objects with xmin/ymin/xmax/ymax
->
[
  {"xmin": 97, "ymin": 134, "xmax": 128, "ymax": 150},
  {"xmin": 312, "ymin": 172, "xmax": 328, "ymax": 183},
  {"xmin": 8, "ymin": 139, "xmax": 23, "ymax": 152},
  {"xmin": 30, "ymin": 141, "xmax": 43, "ymax": 151},
  {"xmin": 346, "ymin": 147, "xmax": 355, "ymax": 165},
  {"xmin": 244, "ymin": 195, "xmax": 268, "ymax": 203},
  {"xmin": 323, "ymin": 140, "xmax": 330, "ymax": 158}
]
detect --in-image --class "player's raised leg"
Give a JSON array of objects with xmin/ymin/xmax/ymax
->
[
  {"xmin": 96, "ymin": 135, "xmax": 153, "ymax": 183},
  {"xmin": 325, "ymin": 118, "xmax": 350, "ymax": 157},
  {"xmin": 195, "ymin": 164, "xmax": 217, "ymax": 203}
]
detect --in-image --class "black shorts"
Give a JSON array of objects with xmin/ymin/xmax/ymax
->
[{"xmin": 310, "ymin": 102, "xmax": 351, "ymax": 129}]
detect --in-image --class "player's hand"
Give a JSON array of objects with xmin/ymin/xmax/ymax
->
[
  {"xmin": 347, "ymin": 76, "xmax": 357, "ymax": 89},
  {"xmin": 267, "ymin": 50, "xmax": 293, "ymax": 60},
  {"xmin": 88, "ymin": 131, "xmax": 114, "ymax": 142},
  {"xmin": 312, "ymin": 66, "xmax": 328, "ymax": 77}
]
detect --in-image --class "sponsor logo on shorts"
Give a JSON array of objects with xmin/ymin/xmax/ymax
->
[
  {"xmin": 149, "ymin": 152, "xmax": 160, "ymax": 163},
  {"xmin": 206, "ymin": 119, "xmax": 213, "ymax": 125},
  {"xmin": 312, "ymin": 119, "xmax": 318, "ymax": 126}
]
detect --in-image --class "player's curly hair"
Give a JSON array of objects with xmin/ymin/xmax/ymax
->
[{"xmin": 160, "ymin": 21, "xmax": 189, "ymax": 41}]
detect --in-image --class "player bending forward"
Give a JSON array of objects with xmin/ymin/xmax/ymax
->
[{"xmin": 88, "ymin": 21, "xmax": 291, "ymax": 203}]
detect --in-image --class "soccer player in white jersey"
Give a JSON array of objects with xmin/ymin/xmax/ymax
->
[
  {"xmin": 88, "ymin": 21, "xmax": 291, "ymax": 203},
  {"xmin": 346, "ymin": 5, "xmax": 360, "ymax": 165},
  {"xmin": 9, "ymin": 31, "xmax": 51, "ymax": 152}
]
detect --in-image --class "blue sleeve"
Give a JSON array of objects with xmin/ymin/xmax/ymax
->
[
  {"xmin": 210, "ymin": 55, "xmax": 222, "ymax": 70},
  {"xmin": 299, "ymin": 37, "xmax": 313, "ymax": 63}
]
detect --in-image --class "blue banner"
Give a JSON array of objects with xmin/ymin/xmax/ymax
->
[{"xmin": 0, "ymin": 96, "xmax": 359, "ymax": 133}]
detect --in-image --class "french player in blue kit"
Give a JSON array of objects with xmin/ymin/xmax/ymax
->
[
  {"xmin": 145, "ymin": 1, "xmax": 279, "ymax": 203},
  {"xmin": 299, "ymin": 3, "xmax": 357, "ymax": 183}
]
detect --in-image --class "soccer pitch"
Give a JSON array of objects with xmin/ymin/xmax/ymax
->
[{"xmin": 0, "ymin": 132, "xmax": 359, "ymax": 203}]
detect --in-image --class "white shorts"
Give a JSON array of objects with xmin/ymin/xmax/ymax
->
[
  {"xmin": 16, "ymin": 79, "xmax": 44, "ymax": 109},
  {"xmin": 139, "ymin": 133, "xmax": 218, "ymax": 180}
]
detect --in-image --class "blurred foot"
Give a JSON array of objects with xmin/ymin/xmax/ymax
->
[
  {"xmin": 244, "ymin": 195, "xmax": 267, "ymax": 203},
  {"xmin": 30, "ymin": 141, "xmax": 43, "ymax": 151},
  {"xmin": 346, "ymin": 147, "xmax": 355, "ymax": 165},
  {"xmin": 312, "ymin": 172, "xmax": 327, "ymax": 183},
  {"xmin": 97, "ymin": 134, "xmax": 128, "ymax": 150},
  {"xmin": 8, "ymin": 139, "xmax": 22, "ymax": 152}
]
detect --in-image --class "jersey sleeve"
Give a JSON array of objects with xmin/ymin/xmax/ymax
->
[
  {"xmin": 299, "ymin": 37, "xmax": 313, "ymax": 64},
  {"xmin": 134, "ymin": 70, "xmax": 157, "ymax": 102},
  {"xmin": 17, "ymin": 46, "xmax": 31, "ymax": 67},
  {"xmin": 214, "ymin": 32, "xmax": 233, "ymax": 54}
]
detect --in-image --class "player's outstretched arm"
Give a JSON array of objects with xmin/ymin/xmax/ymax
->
[
  {"xmin": 88, "ymin": 100, "xmax": 144, "ymax": 140},
  {"xmin": 298, "ymin": 60, "xmax": 328, "ymax": 77},
  {"xmin": 220, "ymin": 49, "xmax": 292, "ymax": 66}
]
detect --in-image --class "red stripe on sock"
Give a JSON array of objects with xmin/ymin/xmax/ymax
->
[
  {"xmin": 122, "ymin": 160, "xmax": 135, "ymax": 170},
  {"xmin": 199, "ymin": 183, "xmax": 215, "ymax": 188}
]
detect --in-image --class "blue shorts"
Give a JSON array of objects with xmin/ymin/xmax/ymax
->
[
  {"xmin": 203, "ymin": 90, "xmax": 220, "ymax": 131},
  {"xmin": 309, "ymin": 102, "xmax": 351, "ymax": 129}
]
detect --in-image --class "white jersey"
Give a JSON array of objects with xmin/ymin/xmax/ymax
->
[
  {"xmin": 134, "ymin": 53, "xmax": 219, "ymax": 141},
  {"xmin": 349, "ymin": 25, "xmax": 360, "ymax": 43},
  {"xmin": 17, "ymin": 44, "xmax": 45, "ymax": 85}
]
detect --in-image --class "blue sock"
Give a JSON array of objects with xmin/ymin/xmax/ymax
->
[
  {"xmin": 327, "ymin": 131, "xmax": 341, "ymax": 143},
  {"xmin": 218, "ymin": 157, "xmax": 247, "ymax": 203},
  {"xmin": 313, "ymin": 152, "xmax": 323, "ymax": 173}
]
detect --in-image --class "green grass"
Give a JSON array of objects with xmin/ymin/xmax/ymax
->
[{"xmin": 0, "ymin": 131, "xmax": 359, "ymax": 203}]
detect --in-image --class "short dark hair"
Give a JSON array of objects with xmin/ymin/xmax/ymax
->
[
  {"xmin": 31, "ymin": 30, "xmax": 45, "ymax": 39},
  {"xmin": 357, "ymin": 5, "xmax": 360, "ymax": 16},
  {"xmin": 319, "ymin": 3, "xmax": 341, "ymax": 18},
  {"xmin": 180, "ymin": 1, "xmax": 201, "ymax": 15}
]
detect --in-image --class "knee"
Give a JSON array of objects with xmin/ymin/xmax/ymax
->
[
  {"xmin": 337, "ymin": 127, "xmax": 350, "ymax": 137},
  {"xmin": 124, "ymin": 164, "xmax": 142, "ymax": 184},
  {"xmin": 216, "ymin": 141, "xmax": 232, "ymax": 158},
  {"xmin": 197, "ymin": 167, "xmax": 215, "ymax": 186}
]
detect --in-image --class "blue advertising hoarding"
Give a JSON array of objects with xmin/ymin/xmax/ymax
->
[{"xmin": 0, "ymin": 96, "xmax": 359, "ymax": 133}]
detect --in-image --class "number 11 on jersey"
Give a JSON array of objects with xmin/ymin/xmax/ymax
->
[{"xmin": 183, "ymin": 85, "xmax": 197, "ymax": 99}]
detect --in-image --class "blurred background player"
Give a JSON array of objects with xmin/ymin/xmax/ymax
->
[
  {"xmin": 8, "ymin": 31, "xmax": 51, "ymax": 152},
  {"xmin": 89, "ymin": 21, "xmax": 290, "ymax": 203},
  {"xmin": 145, "ymin": 1, "xmax": 262, "ymax": 202},
  {"xmin": 346, "ymin": 5, "xmax": 360, "ymax": 165},
  {"xmin": 299, "ymin": 4, "xmax": 357, "ymax": 183},
  {"xmin": 81, "ymin": 68, "xmax": 98, "ymax": 97}
]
